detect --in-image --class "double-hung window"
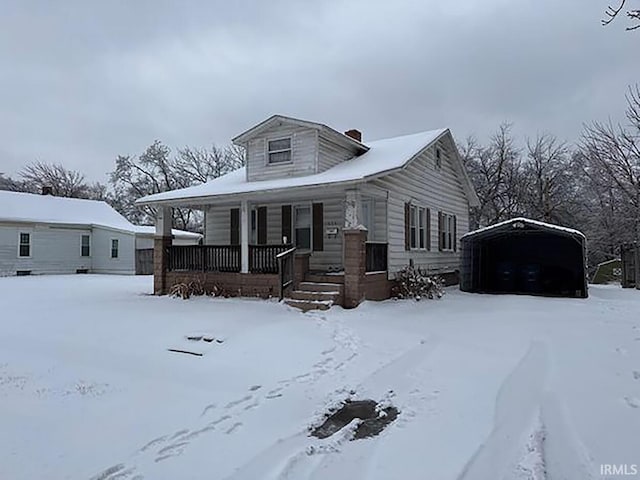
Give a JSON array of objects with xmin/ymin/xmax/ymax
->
[
  {"xmin": 111, "ymin": 239, "xmax": 119, "ymax": 258},
  {"xmin": 267, "ymin": 138, "xmax": 292, "ymax": 164},
  {"xmin": 410, "ymin": 206, "xmax": 428, "ymax": 249},
  {"xmin": 441, "ymin": 214, "xmax": 455, "ymax": 251},
  {"xmin": 19, "ymin": 232, "xmax": 31, "ymax": 257},
  {"xmin": 81, "ymin": 235, "xmax": 90, "ymax": 257}
]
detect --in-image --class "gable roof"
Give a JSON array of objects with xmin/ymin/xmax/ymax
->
[
  {"xmin": 232, "ymin": 114, "xmax": 369, "ymax": 154},
  {"xmin": 138, "ymin": 128, "xmax": 480, "ymax": 207},
  {"xmin": 0, "ymin": 191, "xmax": 136, "ymax": 231}
]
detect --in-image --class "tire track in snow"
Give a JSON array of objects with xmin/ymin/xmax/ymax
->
[{"xmin": 456, "ymin": 341, "xmax": 549, "ymax": 480}]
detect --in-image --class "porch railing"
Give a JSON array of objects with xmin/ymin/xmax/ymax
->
[
  {"xmin": 276, "ymin": 246, "xmax": 296, "ymax": 300},
  {"xmin": 249, "ymin": 244, "xmax": 292, "ymax": 274},
  {"xmin": 167, "ymin": 245, "xmax": 241, "ymax": 273},
  {"xmin": 365, "ymin": 241, "xmax": 388, "ymax": 273}
]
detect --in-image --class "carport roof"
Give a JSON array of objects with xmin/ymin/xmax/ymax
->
[{"xmin": 462, "ymin": 217, "xmax": 585, "ymax": 239}]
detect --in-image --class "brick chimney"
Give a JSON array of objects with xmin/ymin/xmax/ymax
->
[
  {"xmin": 41, "ymin": 186, "xmax": 53, "ymax": 196},
  {"xmin": 344, "ymin": 129, "xmax": 362, "ymax": 142}
]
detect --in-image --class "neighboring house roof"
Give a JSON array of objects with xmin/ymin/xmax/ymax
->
[
  {"xmin": 132, "ymin": 225, "xmax": 202, "ymax": 239},
  {"xmin": 0, "ymin": 191, "xmax": 201, "ymax": 238},
  {"xmin": 232, "ymin": 114, "xmax": 369, "ymax": 154},
  {"xmin": 462, "ymin": 217, "xmax": 586, "ymax": 239},
  {"xmin": 0, "ymin": 190, "xmax": 135, "ymax": 232},
  {"xmin": 138, "ymin": 128, "xmax": 480, "ymax": 207}
]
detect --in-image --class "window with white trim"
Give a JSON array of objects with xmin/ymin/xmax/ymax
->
[
  {"xmin": 410, "ymin": 206, "xmax": 428, "ymax": 249},
  {"xmin": 19, "ymin": 232, "xmax": 31, "ymax": 257},
  {"xmin": 111, "ymin": 239, "xmax": 119, "ymax": 258},
  {"xmin": 441, "ymin": 214, "xmax": 455, "ymax": 251},
  {"xmin": 267, "ymin": 138, "xmax": 292, "ymax": 164},
  {"xmin": 81, "ymin": 235, "xmax": 90, "ymax": 257}
]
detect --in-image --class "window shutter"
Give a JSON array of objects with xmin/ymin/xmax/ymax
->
[
  {"xmin": 453, "ymin": 215, "xmax": 457, "ymax": 252},
  {"xmin": 281, "ymin": 205, "xmax": 292, "ymax": 244},
  {"xmin": 426, "ymin": 208, "xmax": 431, "ymax": 251},
  {"xmin": 257, "ymin": 206, "xmax": 267, "ymax": 245},
  {"xmin": 230, "ymin": 208, "xmax": 240, "ymax": 245},
  {"xmin": 312, "ymin": 203, "xmax": 324, "ymax": 251},
  {"xmin": 438, "ymin": 211, "xmax": 443, "ymax": 251},
  {"xmin": 404, "ymin": 203, "xmax": 410, "ymax": 251}
]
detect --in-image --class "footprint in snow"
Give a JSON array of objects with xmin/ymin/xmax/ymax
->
[
  {"xmin": 624, "ymin": 396, "xmax": 640, "ymax": 409},
  {"xmin": 201, "ymin": 403, "xmax": 216, "ymax": 417},
  {"xmin": 225, "ymin": 422, "xmax": 242, "ymax": 434},
  {"xmin": 249, "ymin": 385, "xmax": 261, "ymax": 391},
  {"xmin": 140, "ymin": 435, "xmax": 167, "ymax": 452},
  {"xmin": 633, "ymin": 371, "xmax": 640, "ymax": 381},
  {"xmin": 225, "ymin": 395, "xmax": 252, "ymax": 409}
]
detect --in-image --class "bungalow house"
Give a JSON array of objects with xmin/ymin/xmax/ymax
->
[
  {"xmin": 0, "ymin": 190, "xmax": 200, "ymax": 276},
  {"xmin": 137, "ymin": 115, "xmax": 480, "ymax": 309}
]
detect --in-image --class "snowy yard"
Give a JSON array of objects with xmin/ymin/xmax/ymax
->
[{"xmin": 1, "ymin": 275, "xmax": 639, "ymax": 480}]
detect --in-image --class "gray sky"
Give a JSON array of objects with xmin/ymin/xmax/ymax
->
[{"xmin": 1, "ymin": 0, "xmax": 638, "ymax": 182}]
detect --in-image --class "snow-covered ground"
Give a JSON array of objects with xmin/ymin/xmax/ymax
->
[{"xmin": 1, "ymin": 275, "xmax": 639, "ymax": 480}]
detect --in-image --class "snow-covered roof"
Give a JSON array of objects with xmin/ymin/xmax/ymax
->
[
  {"xmin": 132, "ymin": 225, "xmax": 202, "ymax": 238},
  {"xmin": 462, "ymin": 217, "xmax": 586, "ymax": 239},
  {"xmin": 0, "ymin": 190, "xmax": 135, "ymax": 232},
  {"xmin": 138, "ymin": 128, "xmax": 452, "ymax": 205}
]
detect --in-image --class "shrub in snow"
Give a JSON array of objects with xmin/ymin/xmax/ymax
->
[
  {"xmin": 391, "ymin": 265, "xmax": 444, "ymax": 300},
  {"xmin": 169, "ymin": 280, "xmax": 205, "ymax": 300}
]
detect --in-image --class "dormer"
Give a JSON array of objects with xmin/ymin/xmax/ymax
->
[{"xmin": 232, "ymin": 115, "xmax": 369, "ymax": 182}]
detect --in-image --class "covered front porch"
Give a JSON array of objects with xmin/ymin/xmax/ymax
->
[{"xmin": 152, "ymin": 187, "xmax": 391, "ymax": 308}]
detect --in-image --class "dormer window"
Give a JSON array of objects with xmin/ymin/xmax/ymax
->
[{"xmin": 267, "ymin": 138, "xmax": 292, "ymax": 164}]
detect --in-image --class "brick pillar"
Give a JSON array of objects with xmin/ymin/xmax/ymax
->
[
  {"xmin": 153, "ymin": 236, "xmax": 172, "ymax": 295},
  {"xmin": 343, "ymin": 229, "xmax": 367, "ymax": 308}
]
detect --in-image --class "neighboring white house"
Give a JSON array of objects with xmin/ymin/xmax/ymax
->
[
  {"xmin": 0, "ymin": 191, "xmax": 200, "ymax": 276},
  {"xmin": 137, "ymin": 114, "xmax": 480, "ymax": 309}
]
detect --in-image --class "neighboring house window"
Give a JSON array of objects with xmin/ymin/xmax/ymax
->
[
  {"xmin": 111, "ymin": 239, "xmax": 119, "ymax": 258},
  {"xmin": 440, "ymin": 213, "xmax": 456, "ymax": 251},
  {"xmin": 435, "ymin": 148, "xmax": 442, "ymax": 169},
  {"xmin": 267, "ymin": 138, "xmax": 292, "ymax": 164},
  {"xmin": 18, "ymin": 232, "xmax": 31, "ymax": 257},
  {"xmin": 81, "ymin": 235, "xmax": 90, "ymax": 257},
  {"xmin": 294, "ymin": 205, "xmax": 311, "ymax": 250}
]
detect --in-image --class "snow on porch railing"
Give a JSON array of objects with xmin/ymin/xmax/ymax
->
[
  {"xmin": 167, "ymin": 245, "xmax": 241, "ymax": 273},
  {"xmin": 365, "ymin": 241, "xmax": 388, "ymax": 273}
]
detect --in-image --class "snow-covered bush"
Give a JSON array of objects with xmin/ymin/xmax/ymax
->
[{"xmin": 392, "ymin": 265, "xmax": 444, "ymax": 300}]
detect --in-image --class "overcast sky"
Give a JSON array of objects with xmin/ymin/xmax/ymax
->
[{"xmin": 1, "ymin": 0, "xmax": 638, "ymax": 182}]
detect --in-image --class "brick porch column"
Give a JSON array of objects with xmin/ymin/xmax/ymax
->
[
  {"xmin": 343, "ymin": 229, "xmax": 367, "ymax": 308},
  {"xmin": 154, "ymin": 206, "xmax": 172, "ymax": 295}
]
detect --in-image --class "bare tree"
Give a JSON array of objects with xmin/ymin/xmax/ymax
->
[
  {"xmin": 19, "ymin": 162, "xmax": 97, "ymax": 198},
  {"xmin": 460, "ymin": 123, "xmax": 526, "ymax": 226},
  {"xmin": 0, "ymin": 173, "xmax": 23, "ymax": 192},
  {"xmin": 603, "ymin": 0, "xmax": 640, "ymax": 30},
  {"xmin": 110, "ymin": 140, "xmax": 245, "ymax": 230}
]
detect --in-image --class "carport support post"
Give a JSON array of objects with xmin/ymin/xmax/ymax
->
[
  {"xmin": 240, "ymin": 199, "xmax": 249, "ymax": 274},
  {"xmin": 154, "ymin": 207, "xmax": 172, "ymax": 295}
]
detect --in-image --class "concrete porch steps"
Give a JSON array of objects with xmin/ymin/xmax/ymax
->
[{"xmin": 284, "ymin": 281, "xmax": 344, "ymax": 312}]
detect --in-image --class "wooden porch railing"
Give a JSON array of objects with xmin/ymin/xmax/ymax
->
[
  {"xmin": 365, "ymin": 241, "xmax": 388, "ymax": 273},
  {"xmin": 276, "ymin": 246, "xmax": 296, "ymax": 300},
  {"xmin": 249, "ymin": 244, "xmax": 292, "ymax": 274},
  {"xmin": 167, "ymin": 245, "xmax": 241, "ymax": 273}
]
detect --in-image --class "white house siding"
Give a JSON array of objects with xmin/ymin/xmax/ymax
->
[
  {"xmin": 246, "ymin": 125, "xmax": 317, "ymax": 181},
  {"xmin": 317, "ymin": 134, "xmax": 358, "ymax": 172},
  {"xmin": 0, "ymin": 223, "xmax": 92, "ymax": 276},
  {"xmin": 371, "ymin": 135, "xmax": 471, "ymax": 277},
  {"xmin": 204, "ymin": 198, "xmax": 345, "ymax": 271},
  {"xmin": 91, "ymin": 227, "xmax": 136, "ymax": 274}
]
